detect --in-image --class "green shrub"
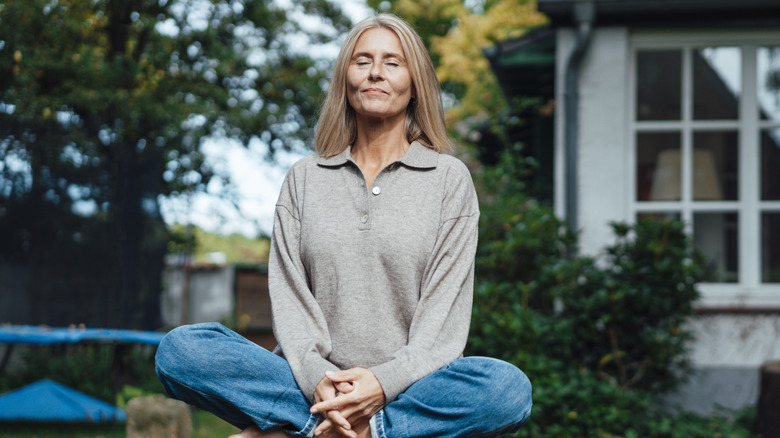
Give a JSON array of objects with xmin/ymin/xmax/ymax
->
[
  {"xmin": 468, "ymin": 149, "xmax": 758, "ymax": 437},
  {"xmin": 0, "ymin": 344, "xmax": 162, "ymax": 404},
  {"xmin": 550, "ymin": 218, "xmax": 702, "ymax": 393}
]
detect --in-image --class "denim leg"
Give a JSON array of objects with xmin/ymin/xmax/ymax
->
[
  {"xmin": 155, "ymin": 322, "xmax": 319, "ymax": 436},
  {"xmin": 375, "ymin": 357, "xmax": 532, "ymax": 438}
]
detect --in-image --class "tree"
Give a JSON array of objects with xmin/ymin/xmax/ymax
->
[{"xmin": 0, "ymin": 0, "xmax": 350, "ymax": 329}]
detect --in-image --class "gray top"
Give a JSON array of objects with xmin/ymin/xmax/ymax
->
[{"xmin": 269, "ymin": 141, "xmax": 479, "ymax": 403}]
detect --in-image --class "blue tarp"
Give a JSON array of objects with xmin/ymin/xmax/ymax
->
[
  {"xmin": 0, "ymin": 379, "xmax": 126, "ymax": 422},
  {"xmin": 0, "ymin": 325, "xmax": 165, "ymax": 345}
]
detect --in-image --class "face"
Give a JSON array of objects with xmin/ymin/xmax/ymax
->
[{"xmin": 346, "ymin": 27, "xmax": 414, "ymax": 123}]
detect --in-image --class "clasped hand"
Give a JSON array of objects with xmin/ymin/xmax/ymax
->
[{"xmin": 310, "ymin": 367, "xmax": 386, "ymax": 438}]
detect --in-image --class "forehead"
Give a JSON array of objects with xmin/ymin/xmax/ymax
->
[{"xmin": 352, "ymin": 27, "xmax": 405, "ymax": 56}]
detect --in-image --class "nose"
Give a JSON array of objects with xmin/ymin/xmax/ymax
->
[{"xmin": 369, "ymin": 63, "xmax": 383, "ymax": 80}]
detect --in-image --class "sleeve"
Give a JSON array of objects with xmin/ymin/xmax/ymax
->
[
  {"xmin": 269, "ymin": 166, "xmax": 338, "ymax": 403},
  {"xmin": 369, "ymin": 162, "xmax": 480, "ymax": 402}
]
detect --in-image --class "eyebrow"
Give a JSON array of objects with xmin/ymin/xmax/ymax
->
[{"xmin": 352, "ymin": 51, "xmax": 406, "ymax": 61}]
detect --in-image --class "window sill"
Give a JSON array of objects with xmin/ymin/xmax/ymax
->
[{"xmin": 694, "ymin": 283, "xmax": 780, "ymax": 313}]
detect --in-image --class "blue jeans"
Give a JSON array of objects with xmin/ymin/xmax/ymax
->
[{"xmin": 155, "ymin": 323, "xmax": 531, "ymax": 438}]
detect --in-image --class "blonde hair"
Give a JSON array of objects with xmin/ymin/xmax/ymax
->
[{"xmin": 314, "ymin": 13, "xmax": 451, "ymax": 157}]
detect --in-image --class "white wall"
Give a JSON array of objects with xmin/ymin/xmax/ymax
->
[
  {"xmin": 689, "ymin": 314, "xmax": 780, "ymax": 368},
  {"xmin": 555, "ymin": 27, "xmax": 631, "ymax": 257},
  {"xmin": 665, "ymin": 314, "xmax": 780, "ymax": 415}
]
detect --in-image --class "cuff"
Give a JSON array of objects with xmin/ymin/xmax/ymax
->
[
  {"xmin": 299, "ymin": 356, "xmax": 340, "ymax": 404},
  {"xmin": 369, "ymin": 360, "xmax": 412, "ymax": 403}
]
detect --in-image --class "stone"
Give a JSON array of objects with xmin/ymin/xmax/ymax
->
[{"xmin": 126, "ymin": 394, "xmax": 192, "ymax": 438}]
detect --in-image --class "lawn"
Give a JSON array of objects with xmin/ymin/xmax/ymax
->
[{"xmin": 0, "ymin": 408, "xmax": 239, "ymax": 438}]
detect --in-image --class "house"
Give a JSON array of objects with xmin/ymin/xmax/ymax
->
[{"xmin": 485, "ymin": 0, "xmax": 780, "ymax": 414}]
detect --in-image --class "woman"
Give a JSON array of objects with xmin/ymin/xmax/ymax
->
[{"xmin": 155, "ymin": 13, "xmax": 532, "ymax": 438}]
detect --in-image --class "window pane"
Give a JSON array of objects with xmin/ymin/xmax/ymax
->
[
  {"xmin": 637, "ymin": 132, "xmax": 681, "ymax": 201},
  {"xmin": 637, "ymin": 50, "xmax": 682, "ymax": 121},
  {"xmin": 692, "ymin": 131, "xmax": 738, "ymax": 201},
  {"xmin": 693, "ymin": 47, "xmax": 741, "ymax": 120},
  {"xmin": 758, "ymin": 46, "xmax": 780, "ymax": 122},
  {"xmin": 763, "ymin": 213, "xmax": 780, "ymax": 283},
  {"xmin": 637, "ymin": 212, "xmax": 681, "ymax": 222},
  {"xmin": 694, "ymin": 212, "xmax": 738, "ymax": 283},
  {"xmin": 761, "ymin": 128, "xmax": 780, "ymax": 200}
]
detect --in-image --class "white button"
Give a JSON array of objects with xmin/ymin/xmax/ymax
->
[
  {"xmin": 360, "ymin": 214, "xmax": 368, "ymax": 223},
  {"xmin": 372, "ymin": 186, "xmax": 381, "ymax": 195}
]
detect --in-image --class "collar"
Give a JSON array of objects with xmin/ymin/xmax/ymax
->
[{"xmin": 316, "ymin": 140, "xmax": 439, "ymax": 169}]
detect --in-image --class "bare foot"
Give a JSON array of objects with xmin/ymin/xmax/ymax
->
[{"xmin": 228, "ymin": 425, "xmax": 296, "ymax": 438}]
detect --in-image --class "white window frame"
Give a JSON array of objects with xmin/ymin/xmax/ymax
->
[{"xmin": 629, "ymin": 30, "xmax": 780, "ymax": 309}]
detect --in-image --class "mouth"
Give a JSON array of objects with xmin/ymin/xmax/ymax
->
[{"xmin": 362, "ymin": 88, "xmax": 387, "ymax": 95}]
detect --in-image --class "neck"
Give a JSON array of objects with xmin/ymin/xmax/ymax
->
[
  {"xmin": 352, "ymin": 115, "xmax": 409, "ymax": 163},
  {"xmin": 351, "ymin": 116, "xmax": 410, "ymax": 186}
]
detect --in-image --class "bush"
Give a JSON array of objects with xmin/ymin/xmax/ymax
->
[
  {"xmin": 0, "ymin": 344, "xmax": 162, "ymax": 404},
  {"xmin": 468, "ymin": 149, "xmax": 758, "ymax": 437},
  {"xmin": 550, "ymin": 218, "xmax": 702, "ymax": 393}
]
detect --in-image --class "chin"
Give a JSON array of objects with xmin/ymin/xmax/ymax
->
[{"xmin": 357, "ymin": 107, "xmax": 404, "ymax": 120}]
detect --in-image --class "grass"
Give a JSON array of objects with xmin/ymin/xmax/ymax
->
[
  {"xmin": 0, "ymin": 409, "xmax": 240, "ymax": 438},
  {"xmin": 193, "ymin": 409, "xmax": 241, "ymax": 437},
  {"xmin": 168, "ymin": 223, "xmax": 270, "ymax": 264},
  {"xmin": 0, "ymin": 422, "xmax": 126, "ymax": 438}
]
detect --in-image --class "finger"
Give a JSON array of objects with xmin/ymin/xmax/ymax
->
[
  {"xmin": 314, "ymin": 418, "xmax": 333, "ymax": 436},
  {"xmin": 325, "ymin": 369, "xmax": 361, "ymax": 383},
  {"xmin": 314, "ymin": 377, "xmax": 339, "ymax": 404},
  {"xmin": 310, "ymin": 399, "xmax": 329, "ymax": 414},
  {"xmin": 311, "ymin": 393, "xmax": 345, "ymax": 414},
  {"xmin": 314, "ymin": 411, "xmax": 352, "ymax": 437},
  {"xmin": 313, "ymin": 397, "xmax": 367, "ymax": 423},
  {"xmin": 311, "ymin": 393, "xmax": 353, "ymax": 414},
  {"xmin": 325, "ymin": 419, "xmax": 357, "ymax": 438},
  {"xmin": 335, "ymin": 381, "xmax": 354, "ymax": 394},
  {"xmin": 336, "ymin": 426, "xmax": 357, "ymax": 438},
  {"xmin": 318, "ymin": 424, "xmax": 356, "ymax": 438},
  {"xmin": 327, "ymin": 409, "xmax": 352, "ymax": 431},
  {"xmin": 314, "ymin": 418, "xmax": 352, "ymax": 437}
]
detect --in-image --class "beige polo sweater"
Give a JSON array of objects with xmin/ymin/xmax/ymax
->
[{"xmin": 269, "ymin": 141, "xmax": 479, "ymax": 403}]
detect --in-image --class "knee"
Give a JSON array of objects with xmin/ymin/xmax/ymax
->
[
  {"xmin": 497, "ymin": 362, "xmax": 532, "ymax": 427},
  {"xmin": 458, "ymin": 357, "xmax": 533, "ymax": 429},
  {"xmin": 155, "ymin": 323, "xmax": 226, "ymax": 379}
]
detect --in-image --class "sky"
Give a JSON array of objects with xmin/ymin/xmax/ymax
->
[{"xmin": 158, "ymin": 0, "xmax": 374, "ymax": 238}]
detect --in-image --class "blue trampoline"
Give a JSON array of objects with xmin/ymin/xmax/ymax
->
[
  {"xmin": 0, "ymin": 324, "xmax": 165, "ymax": 345},
  {"xmin": 0, "ymin": 324, "xmax": 166, "ymax": 422},
  {"xmin": 0, "ymin": 379, "xmax": 126, "ymax": 422}
]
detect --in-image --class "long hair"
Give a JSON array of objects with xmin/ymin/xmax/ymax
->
[{"xmin": 314, "ymin": 13, "xmax": 451, "ymax": 157}]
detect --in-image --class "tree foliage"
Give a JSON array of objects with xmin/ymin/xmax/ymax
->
[{"xmin": 0, "ymin": 0, "xmax": 350, "ymax": 329}]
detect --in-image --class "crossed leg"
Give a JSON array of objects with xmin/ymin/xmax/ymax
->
[{"xmin": 155, "ymin": 323, "xmax": 532, "ymax": 438}]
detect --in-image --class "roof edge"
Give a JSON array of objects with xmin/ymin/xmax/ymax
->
[{"xmin": 539, "ymin": 0, "xmax": 780, "ymax": 27}]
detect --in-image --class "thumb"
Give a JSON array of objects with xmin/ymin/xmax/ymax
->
[
  {"xmin": 335, "ymin": 381, "xmax": 354, "ymax": 393},
  {"xmin": 325, "ymin": 368, "xmax": 361, "ymax": 383}
]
